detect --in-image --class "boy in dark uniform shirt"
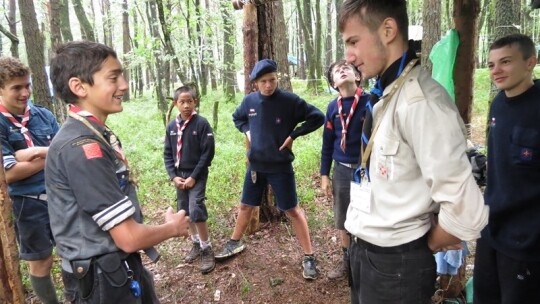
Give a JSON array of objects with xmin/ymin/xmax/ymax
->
[
  {"xmin": 215, "ymin": 59, "xmax": 325, "ymax": 280},
  {"xmin": 164, "ymin": 85, "xmax": 215, "ymax": 274},
  {"xmin": 45, "ymin": 41, "xmax": 190, "ymax": 303}
]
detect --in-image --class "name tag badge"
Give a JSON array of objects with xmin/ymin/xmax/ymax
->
[{"xmin": 350, "ymin": 169, "xmax": 371, "ymax": 213}]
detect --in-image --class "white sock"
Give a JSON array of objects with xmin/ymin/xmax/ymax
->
[
  {"xmin": 200, "ymin": 239, "xmax": 211, "ymax": 250},
  {"xmin": 191, "ymin": 234, "xmax": 200, "ymax": 243}
]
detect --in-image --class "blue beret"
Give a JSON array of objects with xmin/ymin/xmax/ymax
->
[{"xmin": 250, "ymin": 59, "xmax": 278, "ymax": 81}]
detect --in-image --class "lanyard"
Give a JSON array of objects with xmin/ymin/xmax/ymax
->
[
  {"xmin": 360, "ymin": 58, "xmax": 418, "ymax": 169},
  {"xmin": 337, "ymin": 87, "xmax": 363, "ymax": 152}
]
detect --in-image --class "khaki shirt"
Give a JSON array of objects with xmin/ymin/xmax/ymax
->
[{"xmin": 345, "ymin": 66, "xmax": 489, "ymax": 246}]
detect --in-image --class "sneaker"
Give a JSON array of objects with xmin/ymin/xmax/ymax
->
[
  {"xmin": 302, "ymin": 255, "xmax": 318, "ymax": 280},
  {"xmin": 184, "ymin": 242, "xmax": 201, "ymax": 263},
  {"xmin": 200, "ymin": 246, "xmax": 216, "ymax": 274},
  {"xmin": 327, "ymin": 259, "xmax": 347, "ymax": 280},
  {"xmin": 215, "ymin": 239, "xmax": 245, "ymax": 261}
]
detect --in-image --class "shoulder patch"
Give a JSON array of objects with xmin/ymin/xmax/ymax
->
[{"xmin": 82, "ymin": 142, "xmax": 103, "ymax": 159}]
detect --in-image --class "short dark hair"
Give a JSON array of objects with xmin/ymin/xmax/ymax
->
[
  {"xmin": 50, "ymin": 41, "xmax": 118, "ymax": 104},
  {"xmin": 173, "ymin": 84, "xmax": 198, "ymax": 102},
  {"xmin": 338, "ymin": 0, "xmax": 409, "ymax": 42},
  {"xmin": 489, "ymin": 34, "xmax": 537, "ymax": 60},
  {"xmin": 0, "ymin": 57, "xmax": 30, "ymax": 88},
  {"xmin": 325, "ymin": 60, "xmax": 362, "ymax": 90}
]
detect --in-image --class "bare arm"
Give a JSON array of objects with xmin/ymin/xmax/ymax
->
[
  {"xmin": 109, "ymin": 207, "xmax": 190, "ymax": 253},
  {"xmin": 5, "ymin": 158, "xmax": 45, "ymax": 183},
  {"xmin": 427, "ymin": 222, "xmax": 463, "ymax": 252},
  {"xmin": 14, "ymin": 147, "xmax": 49, "ymax": 162}
]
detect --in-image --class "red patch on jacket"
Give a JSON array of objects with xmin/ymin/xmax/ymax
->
[
  {"xmin": 326, "ymin": 121, "xmax": 333, "ymax": 130},
  {"xmin": 82, "ymin": 143, "xmax": 103, "ymax": 159}
]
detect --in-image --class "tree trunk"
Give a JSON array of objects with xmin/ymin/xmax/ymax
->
[
  {"xmin": 72, "ymin": 0, "xmax": 95, "ymax": 41},
  {"xmin": 494, "ymin": 0, "xmax": 519, "ymax": 39},
  {"xmin": 147, "ymin": 0, "xmax": 167, "ymax": 125},
  {"xmin": 101, "ymin": 0, "xmax": 113, "ymax": 46},
  {"xmin": 297, "ymin": 13, "xmax": 306, "ymax": 79},
  {"xmin": 59, "ymin": 0, "xmax": 73, "ymax": 41},
  {"xmin": 122, "ymin": 0, "xmax": 131, "ymax": 101},
  {"xmin": 221, "ymin": 0, "xmax": 236, "ymax": 103},
  {"xmin": 325, "ymin": 0, "xmax": 333, "ymax": 69},
  {"xmin": 243, "ymin": 4, "xmax": 258, "ymax": 94},
  {"xmin": 48, "ymin": 0, "xmax": 62, "ymax": 53},
  {"xmin": 421, "ymin": 0, "xmax": 441, "ymax": 72},
  {"xmin": 296, "ymin": 0, "xmax": 318, "ymax": 92},
  {"xmin": 313, "ymin": 0, "xmax": 322, "ymax": 84},
  {"xmin": 0, "ymin": 24, "xmax": 19, "ymax": 58},
  {"xmin": 18, "ymin": 0, "xmax": 54, "ymax": 112},
  {"xmin": 335, "ymin": 0, "xmax": 344, "ymax": 60},
  {"xmin": 8, "ymin": 0, "xmax": 19, "ymax": 57},
  {"xmin": 453, "ymin": 0, "xmax": 480, "ymax": 134},
  {"xmin": 0, "ymin": 150, "xmax": 25, "ymax": 304}
]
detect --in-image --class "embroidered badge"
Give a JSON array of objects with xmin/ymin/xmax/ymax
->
[
  {"xmin": 521, "ymin": 148, "xmax": 533, "ymax": 161},
  {"xmin": 378, "ymin": 162, "xmax": 388, "ymax": 178},
  {"xmin": 192, "ymin": 131, "xmax": 197, "ymax": 135},
  {"xmin": 489, "ymin": 117, "xmax": 496, "ymax": 128},
  {"xmin": 326, "ymin": 121, "xmax": 333, "ymax": 130},
  {"xmin": 170, "ymin": 131, "xmax": 177, "ymax": 136},
  {"xmin": 82, "ymin": 142, "xmax": 103, "ymax": 159},
  {"xmin": 276, "ymin": 118, "xmax": 281, "ymax": 124},
  {"xmin": 248, "ymin": 108, "xmax": 257, "ymax": 117}
]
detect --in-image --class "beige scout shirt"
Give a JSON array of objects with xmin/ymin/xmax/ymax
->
[{"xmin": 345, "ymin": 66, "xmax": 489, "ymax": 247}]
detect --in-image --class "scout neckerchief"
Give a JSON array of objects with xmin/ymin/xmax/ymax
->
[
  {"xmin": 175, "ymin": 112, "xmax": 196, "ymax": 168},
  {"xmin": 0, "ymin": 103, "xmax": 34, "ymax": 147},
  {"xmin": 68, "ymin": 105, "xmax": 127, "ymax": 164},
  {"xmin": 356, "ymin": 57, "xmax": 419, "ymax": 182},
  {"xmin": 337, "ymin": 87, "xmax": 363, "ymax": 152}
]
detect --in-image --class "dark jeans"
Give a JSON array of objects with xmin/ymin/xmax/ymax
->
[
  {"xmin": 473, "ymin": 237, "xmax": 540, "ymax": 304},
  {"xmin": 349, "ymin": 234, "xmax": 436, "ymax": 304}
]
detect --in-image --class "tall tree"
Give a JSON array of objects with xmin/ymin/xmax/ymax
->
[
  {"xmin": 296, "ymin": 0, "xmax": 319, "ymax": 91},
  {"xmin": 493, "ymin": 0, "xmax": 520, "ymax": 39},
  {"xmin": 48, "ymin": 0, "xmax": 62, "ymax": 53},
  {"xmin": 156, "ymin": 0, "xmax": 187, "ymax": 85},
  {"xmin": 454, "ymin": 0, "xmax": 480, "ymax": 130},
  {"xmin": 72, "ymin": 0, "xmax": 96, "ymax": 41},
  {"xmin": 59, "ymin": 0, "xmax": 73, "ymax": 41},
  {"xmin": 221, "ymin": 0, "xmax": 236, "ymax": 103},
  {"xmin": 122, "ymin": 0, "xmax": 131, "ymax": 101},
  {"xmin": 101, "ymin": 0, "xmax": 113, "ymax": 46},
  {"xmin": 18, "ymin": 0, "xmax": 54, "ymax": 111},
  {"xmin": 325, "ymin": 0, "xmax": 333, "ymax": 68},
  {"xmin": 0, "ymin": 24, "xmax": 19, "ymax": 58},
  {"xmin": 8, "ymin": 0, "xmax": 19, "ymax": 57},
  {"xmin": 421, "ymin": 0, "xmax": 441, "ymax": 71},
  {"xmin": 335, "ymin": 0, "xmax": 344, "ymax": 60},
  {"xmin": 147, "ymin": 0, "xmax": 168, "ymax": 125}
]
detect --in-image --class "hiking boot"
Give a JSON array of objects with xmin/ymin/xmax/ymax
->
[
  {"xmin": 302, "ymin": 255, "xmax": 318, "ymax": 280},
  {"xmin": 327, "ymin": 259, "xmax": 347, "ymax": 280},
  {"xmin": 200, "ymin": 246, "xmax": 216, "ymax": 274},
  {"xmin": 184, "ymin": 242, "xmax": 201, "ymax": 263},
  {"xmin": 215, "ymin": 239, "xmax": 245, "ymax": 261}
]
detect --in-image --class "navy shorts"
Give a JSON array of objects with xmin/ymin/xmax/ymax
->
[
  {"xmin": 241, "ymin": 168, "xmax": 298, "ymax": 211},
  {"xmin": 12, "ymin": 196, "xmax": 54, "ymax": 261},
  {"xmin": 332, "ymin": 162, "xmax": 357, "ymax": 230},
  {"xmin": 176, "ymin": 169, "xmax": 209, "ymax": 223}
]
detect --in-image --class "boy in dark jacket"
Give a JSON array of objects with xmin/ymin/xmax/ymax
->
[
  {"xmin": 164, "ymin": 85, "xmax": 215, "ymax": 274},
  {"xmin": 215, "ymin": 59, "xmax": 324, "ymax": 280}
]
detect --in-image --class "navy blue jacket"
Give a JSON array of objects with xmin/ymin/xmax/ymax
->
[
  {"xmin": 484, "ymin": 80, "xmax": 540, "ymax": 261},
  {"xmin": 233, "ymin": 89, "xmax": 324, "ymax": 173},
  {"xmin": 320, "ymin": 93, "xmax": 369, "ymax": 176}
]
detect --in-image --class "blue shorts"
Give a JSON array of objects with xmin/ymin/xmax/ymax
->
[
  {"xmin": 12, "ymin": 196, "xmax": 54, "ymax": 261},
  {"xmin": 176, "ymin": 169, "xmax": 209, "ymax": 223},
  {"xmin": 241, "ymin": 168, "xmax": 298, "ymax": 211}
]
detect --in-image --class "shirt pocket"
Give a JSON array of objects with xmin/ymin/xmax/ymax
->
[
  {"xmin": 8, "ymin": 131, "xmax": 27, "ymax": 151},
  {"xmin": 375, "ymin": 136, "xmax": 400, "ymax": 180},
  {"xmin": 510, "ymin": 127, "xmax": 540, "ymax": 168},
  {"xmin": 31, "ymin": 127, "xmax": 54, "ymax": 146}
]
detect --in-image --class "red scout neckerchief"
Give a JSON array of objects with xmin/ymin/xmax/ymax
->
[
  {"xmin": 175, "ymin": 112, "xmax": 196, "ymax": 168},
  {"xmin": 337, "ymin": 87, "xmax": 363, "ymax": 152},
  {"xmin": 0, "ymin": 103, "xmax": 34, "ymax": 147},
  {"xmin": 68, "ymin": 104, "xmax": 127, "ymax": 163}
]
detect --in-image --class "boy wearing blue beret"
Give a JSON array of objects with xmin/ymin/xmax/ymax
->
[{"xmin": 215, "ymin": 59, "xmax": 325, "ymax": 280}]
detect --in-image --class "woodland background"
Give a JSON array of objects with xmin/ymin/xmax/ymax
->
[{"xmin": 0, "ymin": 0, "xmax": 539, "ymax": 303}]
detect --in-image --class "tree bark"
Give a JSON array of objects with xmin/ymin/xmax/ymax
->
[
  {"xmin": 147, "ymin": 0, "xmax": 167, "ymax": 125},
  {"xmin": 243, "ymin": 4, "xmax": 258, "ymax": 94},
  {"xmin": 122, "ymin": 0, "xmax": 131, "ymax": 101},
  {"xmin": 221, "ymin": 0, "xmax": 236, "ymax": 103},
  {"xmin": 72, "ymin": 0, "xmax": 95, "ymax": 41},
  {"xmin": 421, "ymin": 0, "xmax": 441, "ymax": 71},
  {"xmin": 48, "ymin": 0, "xmax": 62, "ymax": 53},
  {"xmin": 101, "ymin": 0, "xmax": 113, "ymax": 46},
  {"xmin": 296, "ymin": 0, "xmax": 318, "ymax": 92},
  {"xmin": 59, "ymin": 0, "xmax": 73, "ymax": 41},
  {"xmin": 8, "ymin": 0, "xmax": 19, "ymax": 58},
  {"xmin": 325, "ymin": 0, "xmax": 333, "ymax": 68},
  {"xmin": 18, "ymin": 0, "xmax": 54, "ymax": 112},
  {"xmin": 0, "ymin": 150, "xmax": 25, "ymax": 304},
  {"xmin": 494, "ymin": 0, "xmax": 519, "ymax": 39},
  {"xmin": 335, "ymin": 0, "xmax": 344, "ymax": 60},
  {"xmin": 453, "ymin": 0, "xmax": 480, "ymax": 132}
]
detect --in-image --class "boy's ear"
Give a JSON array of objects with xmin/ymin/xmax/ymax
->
[
  {"xmin": 68, "ymin": 77, "xmax": 88, "ymax": 98},
  {"xmin": 526, "ymin": 56, "xmax": 538, "ymax": 70}
]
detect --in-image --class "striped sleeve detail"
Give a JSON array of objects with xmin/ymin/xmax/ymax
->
[
  {"xmin": 92, "ymin": 196, "xmax": 136, "ymax": 231},
  {"xmin": 3, "ymin": 155, "xmax": 16, "ymax": 169}
]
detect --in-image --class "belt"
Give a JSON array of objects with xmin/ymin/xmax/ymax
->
[
  {"xmin": 351, "ymin": 233, "xmax": 428, "ymax": 254},
  {"xmin": 338, "ymin": 162, "xmax": 359, "ymax": 169},
  {"xmin": 21, "ymin": 193, "xmax": 48, "ymax": 201}
]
